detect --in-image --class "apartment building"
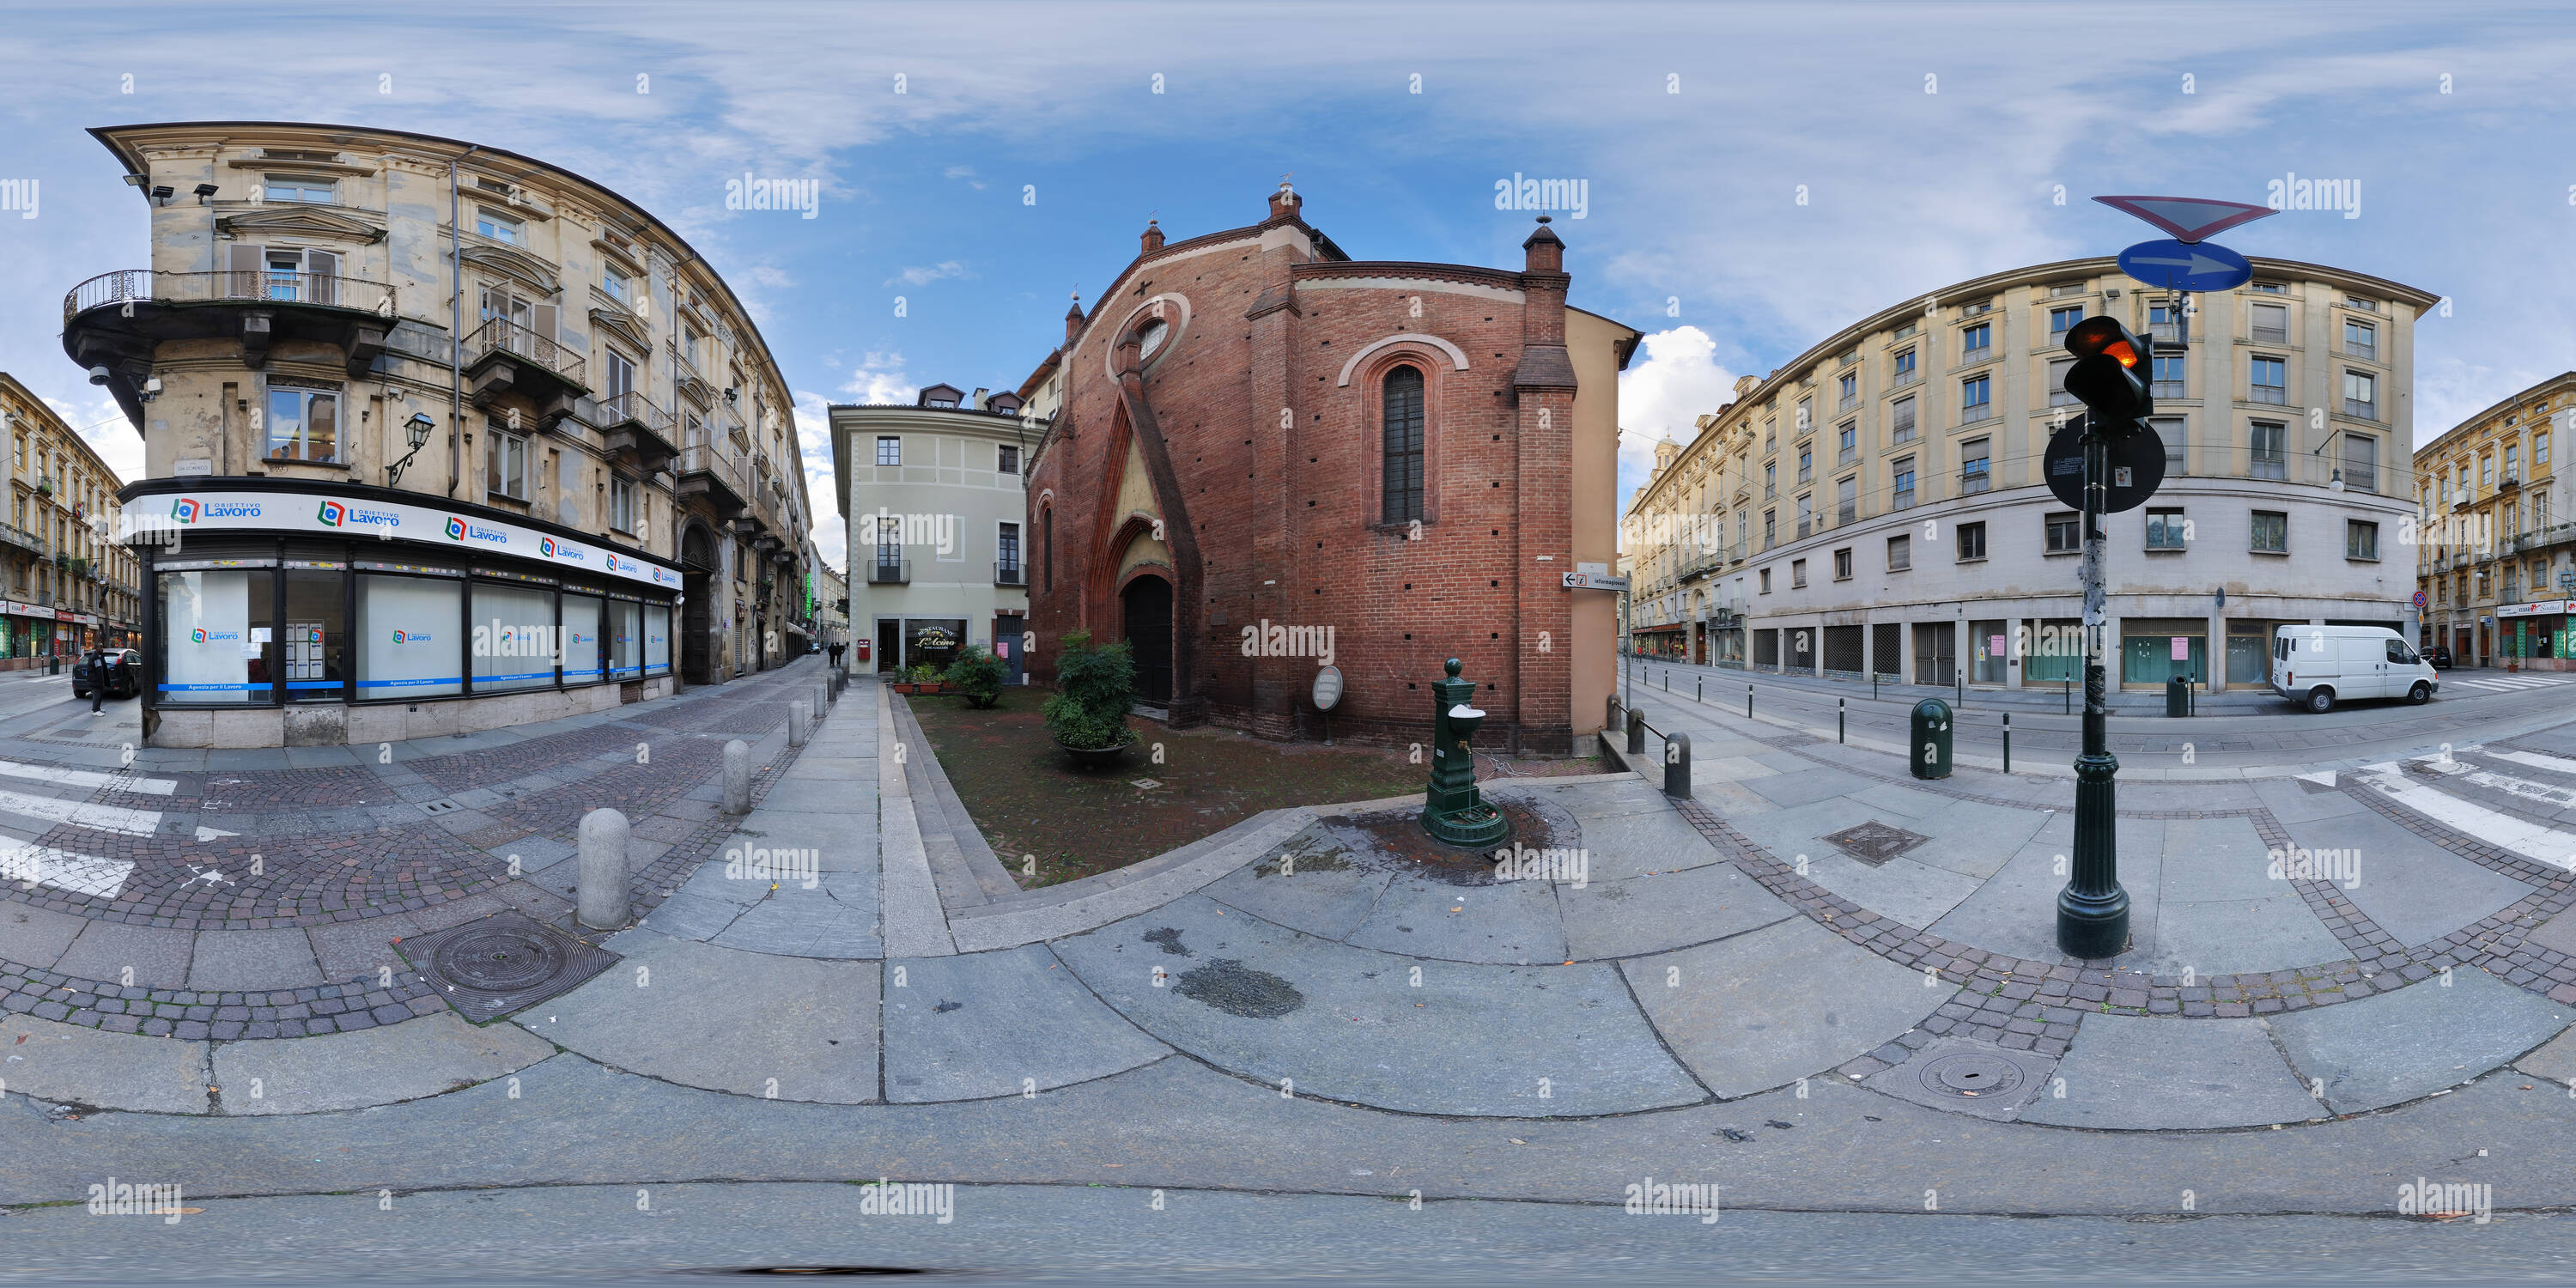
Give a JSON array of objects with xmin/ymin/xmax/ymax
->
[
  {"xmin": 829, "ymin": 384, "xmax": 1034, "ymax": 683},
  {"xmin": 1623, "ymin": 256, "xmax": 2435, "ymax": 690},
  {"xmin": 2413, "ymin": 372, "xmax": 2576, "ymax": 668},
  {"xmin": 0, "ymin": 374, "xmax": 144, "ymax": 664},
  {"xmin": 63, "ymin": 121, "xmax": 813, "ymax": 745}
]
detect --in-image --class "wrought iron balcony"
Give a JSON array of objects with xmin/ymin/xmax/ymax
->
[
  {"xmin": 675, "ymin": 444, "xmax": 750, "ymax": 517},
  {"xmin": 465, "ymin": 317, "xmax": 586, "ymax": 421},
  {"xmin": 869, "ymin": 559, "xmax": 909, "ymax": 586},
  {"xmin": 995, "ymin": 561, "xmax": 1026, "ymax": 586},
  {"xmin": 63, "ymin": 269, "xmax": 395, "ymax": 425},
  {"xmin": 598, "ymin": 390, "xmax": 680, "ymax": 474}
]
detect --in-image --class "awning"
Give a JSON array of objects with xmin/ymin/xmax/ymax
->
[{"xmin": 1634, "ymin": 623, "xmax": 1686, "ymax": 634}]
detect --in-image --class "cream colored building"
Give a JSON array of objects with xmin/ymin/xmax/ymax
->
[
  {"xmin": 1624, "ymin": 256, "xmax": 2436, "ymax": 690},
  {"xmin": 0, "ymin": 373, "xmax": 145, "ymax": 661},
  {"xmin": 2414, "ymin": 372, "xmax": 2576, "ymax": 668},
  {"xmin": 829, "ymin": 384, "xmax": 1035, "ymax": 682},
  {"xmin": 64, "ymin": 121, "xmax": 812, "ymax": 745}
]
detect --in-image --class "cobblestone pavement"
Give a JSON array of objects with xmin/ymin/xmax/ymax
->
[{"xmin": 0, "ymin": 660, "xmax": 827, "ymax": 1040}]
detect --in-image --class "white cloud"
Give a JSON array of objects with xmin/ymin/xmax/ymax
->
[
  {"xmin": 790, "ymin": 390, "xmax": 844, "ymax": 569},
  {"xmin": 44, "ymin": 395, "xmax": 145, "ymax": 489},
  {"xmin": 889, "ymin": 260, "xmax": 969, "ymax": 288},
  {"xmin": 1615, "ymin": 325, "xmax": 1741, "ymax": 508},
  {"xmin": 841, "ymin": 352, "xmax": 916, "ymax": 405}
]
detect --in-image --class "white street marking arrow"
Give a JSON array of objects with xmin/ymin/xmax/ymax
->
[
  {"xmin": 0, "ymin": 758, "xmax": 177, "ymax": 796},
  {"xmin": 195, "ymin": 825, "xmax": 238, "ymax": 842}
]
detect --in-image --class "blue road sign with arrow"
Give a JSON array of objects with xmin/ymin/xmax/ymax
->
[{"xmin": 2117, "ymin": 238, "xmax": 2251, "ymax": 293}]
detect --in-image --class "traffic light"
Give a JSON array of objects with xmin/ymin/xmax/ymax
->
[{"xmin": 2063, "ymin": 315, "xmax": 2154, "ymax": 428}]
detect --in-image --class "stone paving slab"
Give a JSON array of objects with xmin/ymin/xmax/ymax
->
[
  {"xmin": 186, "ymin": 928, "xmax": 324, "ymax": 992},
  {"xmin": 945, "ymin": 810, "xmax": 1310, "ymax": 955},
  {"xmin": 54, "ymin": 920, "xmax": 195, "ymax": 990},
  {"xmin": 1622, "ymin": 914, "xmax": 1953, "ymax": 1099},
  {"xmin": 731, "ymin": 807, "xmax": 879, "ymax": 874},
  {"xmin": 1556, "ymin": 860, "xmax": 1793, "ymax": 961},
  {"xmin": 2016, "ymin": 1014, "xmax": 2327, "ymax": 1129},
  {"xmin": 2310, "ymin": 805, "xmax": 2537, "ymax": 949},
  {"xmin": 2512, "ymin": 1024, "xmax": 2576, "ymax": 1084},
  {"xmin": 881, "ymin": 944, "xmax": 1170, "ymax": 1102},
  {"xmin": 1199, "ymin": 829, "xmax": 1394, "ymax": 943},
  {"xmin": 2269, "ymin": 966, "xmax": 2574, "ymax": 1115},
  {"xmin": 1341, "ymin": 875, "xmax": 1567, "ymax": 964},
  {"xmin": 1055, "ymin": 894, "xmax": 1704, "ymax": 1115},
  {"xmin": 1500, "ymin": 778, "xmax": 1674, "ymax": 823},
  {"xmin": 305, "ymin": 914, "xmax": 420, "ymax": 984},
  {"xmin": 708, "ymin": 873, "xmax": 881, "ymax": 960},
  {"xmin": 0, "ymin": 902, "xmax": 87, "ymax": 971},
  {"xmin": 210, "ymin": 1011, "xmax": 556, "ymax": 1115},
  {"xmin": 0, "ymin": 1011, "xmax": 208, "ymax": 1113},
  {"xmin": 1562, "ymin": 807, "xmax": 1728, "ymax": 882},
  {"xmin": 529, "ymin": 927, "xmax": 880, "ymax": 1104}
]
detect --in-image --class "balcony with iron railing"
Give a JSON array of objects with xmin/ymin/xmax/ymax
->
[
  {"xmin": 995, "ymin": 561, "xmax": 1026, "ymax": 586},
  {"xmin": 0, "ymin": 523, "xmax": 42, "ymax": 556},
  {"xmin": 63, "ymin": 269, "xmax": 396, "ymax": 418},
  {"xmin": 465, "ymin": 316, "xmax": 587, "ymax": 419},
  {"xmin": 2251, "ymin": 325, "xmax": 2288, "ymax": 344},
  {"xmin": 868, "ymin": 558, "xmax": 910, "ymax": 586},
  {"xmin": 673, "ymin": 443, "xmax": 749, "ymax": 518},
  {"xmin": 598, "ymin": 390, "xmax": 680, "ymax": 474}
]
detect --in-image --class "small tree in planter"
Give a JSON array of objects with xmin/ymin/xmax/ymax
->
[
  {"xmin": 1042, "ymin": 629, "xmax": 1136, "ymax": 763},
  {"xmin": 942, "ymin": 645, "xmax": 1006, "ymax": 709}
]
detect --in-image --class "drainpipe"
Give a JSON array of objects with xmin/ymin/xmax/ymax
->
[{"xmin": 448, "ymin": 148, "xmax": 478, "ymax": 496}]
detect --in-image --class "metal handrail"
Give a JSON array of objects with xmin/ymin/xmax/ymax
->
[
  {"xmin": 599, "ymin": 390, "xmax": 677, "ymax": 439},
  {"xmin": 64, "ymin": 269, "xmax": 397, "ymax": 319},
  {"xmin": 467, "ymin": 316, "xmax": 585, "ymax": 385}
]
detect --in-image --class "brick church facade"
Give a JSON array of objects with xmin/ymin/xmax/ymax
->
[{"xmin": 1017, "ymin": 185, "xmax": 1636, "ymax": 754}]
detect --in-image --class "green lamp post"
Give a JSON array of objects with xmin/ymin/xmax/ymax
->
[{"xmin": 1422, "ymin": 658, "xmax": 1510, "ymax": 848}]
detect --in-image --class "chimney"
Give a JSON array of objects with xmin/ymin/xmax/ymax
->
[
  {"xmin": 1140, "ymin": 219, "xmax": 1164, "ymax": 254},
  {"xmin": 1065, "ymin": 293, "xmax": 1084, "ymax": 343},
  {"xmin": 1267, "ymin": 180, "xmax": 1301, "ymax": 222},
  {"xmin": 1522, "ymin": 214, "xmax": 1564, "ymax": 275},
  {"xmin": 971, "ymin": 387, "xmax": 990, "ymax": 410}
]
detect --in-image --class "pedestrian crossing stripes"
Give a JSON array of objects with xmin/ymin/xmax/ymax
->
[{"xmin": 2451, "ymin": 673, "xmax": 2576, "ymax": 693}]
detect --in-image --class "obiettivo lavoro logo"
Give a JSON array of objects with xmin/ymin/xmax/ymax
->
[
  {"xmin": 540, "ymin": 537, "xmax": 556, "ymax": 557},
  {"xmin": 190, "ymin": 629, "xmax": 207, "ymax": 644},
  {"xmin": 446, "ymin": 517, "xmax": 467, "ymax": 541},
  {"xmin": 171, "ymin": 498, "xmax": 200, "ymax": 524},
  {"xmin": 317, "ymin": 501, "xmax": 347, "ymax": 526}
]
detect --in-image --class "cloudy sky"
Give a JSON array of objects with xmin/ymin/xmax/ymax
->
[{"xmin": 5, "ymin": 2, "xmax": 2574, "ymax": 569}]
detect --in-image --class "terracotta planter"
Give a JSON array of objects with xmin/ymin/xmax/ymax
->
[{"xmin": 1056, "ymin": 736, "xmax": 1133, "ymax": 769}]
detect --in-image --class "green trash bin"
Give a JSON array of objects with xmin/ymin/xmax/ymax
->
[
  {"xmin": 1911, "ymin": 698, "xmax": 1953, "ymax": 780},
  {"xmin": 2166, "ymin": 675, "xmax": 2189, "ymax": 717}
]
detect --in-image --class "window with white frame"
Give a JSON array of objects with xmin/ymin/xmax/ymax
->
[
  {"xmin": 264, "ymin": 381, "xmax": 339, "ymax": 462},
  {"xmin": 486, "ymin": 422, "xmax": 529, "ymax": 500},
  {"xmin": 2251, "ymin": 420, "xmax": 2286, "ymax": 477},
  {"xmin": 877, "ymin": 436, "xmax": 901, "ymax": 467},
  {"xmin": 475, "ymin": 206, "xmax": 524, "ymax": 245},
  {"xmin": 610, "ymin": 476, "xmax": 638, "ymax": 532}
]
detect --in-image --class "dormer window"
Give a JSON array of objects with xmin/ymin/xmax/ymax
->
[{"xmin": 927, "ymin": 395, "xmax": 957, "ymax": 408}]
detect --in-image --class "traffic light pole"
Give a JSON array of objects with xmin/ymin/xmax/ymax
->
[{"xmin": 2057, "ymin": 425, "xmax": 2132, "ymax": 958}]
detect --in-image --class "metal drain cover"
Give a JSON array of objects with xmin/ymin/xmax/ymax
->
[
  {"xmin": 1918, "ymin": 1052, "xmax": 2024, "ymax": 1100},
  {"xmin": 1823, "ymin": 820, "xmax": 1931, "ymax": 867},
  {"xmin": 398, "ymin": 910, "xmax": 618, "ymax": 1024}
]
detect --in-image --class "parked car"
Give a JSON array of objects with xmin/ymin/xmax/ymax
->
[
  {"xmin": 2427, "ymin": 644, "xmax": 2454, "ymax": 671},
  {"xmin": 2270, "ymin": 625, "xmax": 2437, "ymax": 713},
  {"xmin": 72, "ymin": 648, "xmax": 142, "ymax": 700}
]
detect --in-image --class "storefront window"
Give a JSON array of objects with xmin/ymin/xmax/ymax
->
[
  {"xmin": 906, "ymin": 618, "xmax": 966, "ymax": 672},
  {"xmin": 160, "ymin": 569, "xmax": 275, "ymax": 702},
  {"xmin": 644, "ymin": 604, "xmax": 671, "ymax": 675},
  {"xmin": 2122, "ymin": 633, "xmax": 2206, "ymax": 685},
  {"xmin": 562, "ymin": 592, "xmax": 605, "ymax": 683},
  {"xmin": 355, "ymin": 574, "xmax": 462, "ymax": 698},
  {"xmin": 471, "ymin": 581, "xmax": 557, "ymax": 692},
  {"xmin": 283, "ymin": 568, "xmax": 346, "ymax": 702},
  {"xmin": 610, "ymin": 599, "xmax": 641, "ymax": 678}
]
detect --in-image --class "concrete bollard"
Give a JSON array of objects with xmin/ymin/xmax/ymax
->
[
  {"xmin": 576, "ymin": 807, "xmax": 631, "ymax": 931},
  {"xmin": 816, "ymin": 680, "xmax": 829, "ymax": 714},
  {"xmin": 722, "ymin": 738, "xmax": 751, "ymax": 814},
  {"xmin": 1663, "ymin": 732, "xmax": 1692, "ymax": 799},
  {"xmin": 1626, "ymin": 708, "xmax": 1647, "ymax": 756},
  {"xmin": 789, "ymin": 699, "xmax": 810, "ymax": 748}
]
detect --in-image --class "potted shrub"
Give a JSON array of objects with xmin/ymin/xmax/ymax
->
[
  {"xmin": 942, "ymin": 644, "xmax": 1006, "ymax": 709},
  {"xmin": 1043, "ymin": 629, "xmax": 1136, "ymax": 767},
  {"xmin": 891, "ymin": 661, "xmax": 945, "ymax": 695}
]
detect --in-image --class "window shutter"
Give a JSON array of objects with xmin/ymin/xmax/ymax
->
[
  {"xmin": 227, "ymin": 243, "xmax": 262, "ymax": 299},
  {"xmin": 532, "ymin": 302, "xmax": 557, "ymax": 352},
  {"xmin": 305, "ymin": 249, "xmax": 338, "ymax": 306}
]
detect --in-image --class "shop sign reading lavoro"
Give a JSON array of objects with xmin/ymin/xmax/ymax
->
[{"xmin": 120, "ymin": 491, "xmax": 681, "ymax": 592}]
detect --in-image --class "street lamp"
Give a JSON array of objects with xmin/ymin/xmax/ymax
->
[{"xmin": 387, "ymin": 413, "xmax": 435, "ymax": 487}]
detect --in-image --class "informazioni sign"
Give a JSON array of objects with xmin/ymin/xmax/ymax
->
[{"xmin": 124, "ymin": 491, "xmax": 681, "ymax": 592}]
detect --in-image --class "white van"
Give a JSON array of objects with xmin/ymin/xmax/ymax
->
[{"xmin": 2271, "ymin": 624, "xmax": 2437, "ymax": 713}]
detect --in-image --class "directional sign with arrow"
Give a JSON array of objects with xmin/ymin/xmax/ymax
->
[{"xmin": 2117, "ymin": 238, "xmax": 2252, "ymax": 293}]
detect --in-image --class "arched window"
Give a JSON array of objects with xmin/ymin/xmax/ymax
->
[{"xmin": 1382, "ymin": 366, "xmax": 1425, "ymax": 524}]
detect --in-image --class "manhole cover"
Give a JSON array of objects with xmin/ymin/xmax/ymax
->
[
  {"xmin": 1917, "ymin": 1052, "xmax": 2025, "ymax": 1100},
  {"xmin": 1822, "ymin": 820, "xmax": 1931, "ymax": 867},
  {"xmin": 432, "ymin": 927, "xmax": 566, "ymax": 993},
  {"xmin": 398, "ymin": 910, "xmax": 619, "ymax": 1024}
]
